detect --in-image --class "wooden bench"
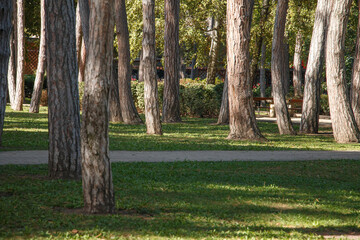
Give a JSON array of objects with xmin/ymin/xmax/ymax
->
[{"xmin": 253, "ymin": 97, "xmax": 303, "ymax": 117}]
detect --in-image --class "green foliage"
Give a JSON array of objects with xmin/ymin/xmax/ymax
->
[
  {"xmin": 320, "ymin": 94, "xmax": 330, "ymax": 115},
  {"xmin": 1, "ymin": 160, "xmax": 360, "ymax": 239}
]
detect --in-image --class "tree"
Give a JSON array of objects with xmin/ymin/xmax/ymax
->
[
  {"xmin": 162, "ymin": 0, "xmax": 181, "ymax": 122},
  {"xmin": 271, "ymin": 0, "xmax": 295, "ymax": 135},
  {"xmin": 29, "ymin": 0, "xmax": 46, "ymax": 113},
  {"xmin": 0, "ymin": 0, "xmax": 13, "ymax": 146},
  {"xmin": 226, "ymin": 0, "xmax": 265, "ymax": 140},
  {"xmin": 326, "ymin": 0, "xmax": 360, "ymax": 143},
  {"xmin": 216, "ymin": 71, "xmax": 229, "ymax": 125},
  {"xmin": 206, "ymin": 17, "xmax": 220, "ymax": 85},
  {"xmin": 109, "ymin": 63, "xmax": 123, "ymax": 123},
  {"xmin": 76, "ymin": 1, "xmax": 86, "ymax": 83},
  {"xmin": 7, "ymin": 0, "xmax": 16, "ymax": 109},
  {"xmin": 115, "ymin": 0, "xmax": 143, "ymax": 124},
  {"xmin": 14, "ymin": 0, "xmax": 25, "ymax": 111},
  {"xmin": 81, "ymin": 0, "xmax": 115, "ymax": 214},
  {"xmin": 259, "ymin": 41, "xmax": 266, "ymax": 99},
  {"xmin": 45, "ymin": 0, "xmax": 81, "ymax": 179},
  {"xmin": 299, "ymin": 0, "xmax": 330, "ymax": 134},
  {"xmin": 292, "ymin": 31, "xmax": 302, "ymax": 97},
  {"xmin": 142, "ymin": 0, "xmax": 162, "ymax": 135},
  {"xmin": 351, "ymin": 0, "xmax": 360, "ymax": 127}
]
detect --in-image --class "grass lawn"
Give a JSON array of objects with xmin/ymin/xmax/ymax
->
[
  {"xmin": 1, "ymin": 160, "xmax": 359, "ymax": 239},
  {"xmin": 1, "ymin": 105, "xmax": 359, "ymax": 151}
]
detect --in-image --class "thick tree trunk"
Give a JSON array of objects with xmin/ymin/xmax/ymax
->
[
  {"xmin": 293, "ymin": 32, "xmax": 303, "ymax": 97},
  {"xmin": 7, "ymin": 0, "xmax": 16, "ymax": 108},
  {"xmin": 29, "ymin": 0, "xmax": 46, "ymax": 113},
  {"xmin": 81, "ymin": 0, "xmax": 115, "ymax": 214},
  {"xmin": 206, "ymin": 17, "xmax": 219, "ymax": 85},
  {"xmin": 109, "ymin": 63, "xmax": 123, "ymax": 123},
  {"xmin": 260, "ymin": 41, "xmax": 266, "ymax": 99},
  {"xmin": 0, "ymin": 0, "xmax": 12, "ymax": 146},
  {"xmin": 163, "ymin": 0, "xmax": 181, "ymax": 122},
  {"xmin": 115, "ymin": 0, "xmax": 143, "ymax": 124},
  {"xmin": 351, "ymin": 0, "xmax": 360, "ymax": 127},
  {"xmin": 216, "ymin": 71, "xmax": 229, "ymax": 125},
  {"xmin": 14, "ymin": 0, "xmax": 25, "ymax": 111},
  {"xmin": 142, "ymin": 0, "xmax": 162, "ymax": 135},
  {"xmin": 79, "ymin": 0, "xmax": 90, "ymax": 50},
  {"xmin": 326, "ymin": 0, "xmax": 360, "ymax": 143},
  {"xmin": 271, "ymin": 0, "xmax": 295, "ymax": 135},
  {"xmin": 226, "ymin": 0, "xmax": 264, "ymax": 140},
  {"xmin": 300, "ymin": 0, "xmax": 331, "ymax": 134},
  {"xmin": 45, "ymin": 0, "xmax": 81, "ymax": 179}
]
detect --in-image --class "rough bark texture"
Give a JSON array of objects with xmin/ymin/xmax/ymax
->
[
  {"xmin": 109, "ymin": 63, "xmax": 123, "ymax": 123},
  {"xmin": 216, "ymin": 71, "xmax": 229, "ymax": 125},
  {"xmin": 293, "ymin": 32, "xmax": 303, "ymax": 97},
  {"xmin": 14, "ymin": 0, "xmax": 25, "ymax": 111},
  {"xmin": 226, "ymin": 0, "xmax": 264, "ymax": 140},
  {"xmin": 142, "ymin": 0, "xmax": 162, "ymax": 135},
  {"xmin": 79, "ymin": 0, "xmax": 90, "ymax": 50},
  {"xmin": 326, "ymin": 0, "xmax": 360, "ymax": 143},
  {"xmin": 0, "ymin": 0, "xmax": 12, "ymax": 146},
  {"xmin": 300, "ymin": 0, "xmax": 330, "ymax": 133},
  {"xmin": 45, "ymin": 0, "xmax": 81, "ymax": 179},
  {"xmin": 115, "ymin": 0, "xmax": 143, "ymax": 124},
  {"xmin": 81, "ymin": 0, "xmax": 115, "ymax": 214},
  {"xmin": 351, "ymin": 0, "xmax": 360, "ymax": 127},
  {"xmin": 206, "ymin": 17, "xmax": 220, "ymax": 85},
  {"xmin": 282, "ymin": 39, "xmax": 290, "ymax": 95},
  {"xmin": 138, "ymin": 50, "xmax": 144, "ymax": 82},
  {"xmin": 29, "ymin": 0, "xmax": 46, "ymax": 113},
  {"xmin": 260, "ymin": 41, "xmax": 266, "ymax": 98},
  {"xmin": 271, "ymin": 0, "xmax": 295, "ymax": 135},
  {"xmin": 76, "ymin": 1, "xmax": 85, "ymax": 83},
  {"xmin": 7, "ymin": 0, "xmax": 16, "ymax": 108},
  {"xmin": 163, "ymin": 0, "xmax": 181, "ymax": 122}
]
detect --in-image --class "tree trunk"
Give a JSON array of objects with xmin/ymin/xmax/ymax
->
[
  {"xmin": 14, "ymin": 0, "xmax": 25, "ymax": 111},
  {"xmin": 76, "ymin": 1, "xmax": 85, "ymax": 83},
  {"xmin": 79, "ymin": 0, "xmax": 90, "ymax": 50},
  {"xmin": 163, "ymin": 0, "xmax": 181, "ymax": 123},
  {"xmin": 7, "ymin": 0, "xmax": 16, "ymax": 108},
  {"xmin": 109, "ymin": 62, "xmax": 123, "ymax": 123},
  {"xmin": 226, "ymin": 0, "xmax": 265, "ymax": 140},
  {"xmin": 81, "ymin": 0, "xmax": 115, "ymax": 214},
  {"xmin": 271, "ymin": 0, "xmax": 295, "ymax": 135},
  {"xmin": 115, "ymin": 0, "xmax": 143, "ymax": 124},
  {"xmin": 283, "ymin": 39, "xmax": 290, "ymax": 95},
  {"xmin": 29, "ymin": 0, "xmax": 46, "ymax": 113},
  {"xmin": 142, "ymin": 0, "xmax": 162, "ymax": 135},
  {"xmin": 351, "ymin": 0, "xmax": 360, "ymax": 127},
  {"xmin": 293, "ymin": 32, "xmax": 303, "ymax": 97},
  {"xmin": 206, "ymin": 17, "xmax": 219, "ymax": 85},
  {"xmin": 45, "ymin": 0, "xmax": 81, "ymax": 179},
  {"xmin": 300, "ymin": 0, "xmax": 331, "ymax": 134},
  {"xmin": 216, "ymin": 71, "xmax": 229, "ymax": 125},
  {"xmin": 0, "ymin": 0, "xmax": 12, "ymax": 146},
  {"xmin": 138, "ymin": 50, "xmax": 144, "ymax": 82},
  {"xmin": 260, "ymin": 41, "xmax": 266, "ymax": 99},
  {"xmin": 326, "ymin": 0, "xmax": 360, "ymax": 143}
]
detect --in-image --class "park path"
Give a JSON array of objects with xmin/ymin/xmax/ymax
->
[{"xmin": 0, "ymin": 150, "xmax": 359, "ymax": 165}]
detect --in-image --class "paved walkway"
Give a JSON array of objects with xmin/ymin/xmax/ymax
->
[{"xmin": 0, "ymin": 150, "xmax": 359, "ymax": 165}]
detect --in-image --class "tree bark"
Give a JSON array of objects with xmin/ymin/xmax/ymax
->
[
  {"xmin": 271, "ymin": 0, "xmax": 295, "ymax": 135},
  {"xmin": 14, "ymin": 0, "xmax": 25, "ymax": 111},
  {"xmin": 216, "ymin": 71, "xmax": 229, "ymax": 125},
  {"xmin": 7, "ymin": 0, "xmax": 16, "ymax": 108},
  {"xmin": 142, "ymin": 0, "xmax": 162, "ymax": 135},
  {"xmin": 260, "ymin": 41, "xmax": 266, "ymax": 99},
  {"xmin": 29, "ymin": 0, "xmax": 46, "ymax": 113},
  {"xmin": 138, "ymin": 50, "xmax": 144, "ymax": 82},
  {"xmin": 226, "ymin": 0, "xmax": 265, "ymax": 140},
  {"xmin": 45, "ymin": 0, "xmax": 81, "ymax": 179},
  {"xmin": 79, "ymin": 0, "xmax": 90, "ymax": 50},
  {"xmin": 351, "ymin": 0, "xmax": 360, "ymax": 127},
  {"xmin": 206, "ymin": 17, "xmax": 219, "ymax": 85},
  {"xmin": 0, "ymin": 0, "xmax": 12, "ymax": 146},
  {"xmin": 115, "ymin": 0, "xmax": 143, "ymax": 124},
  {"xmin": 326, "ymin": 0, "xmax": 360, "ymax": 143},
  {"xmin": 76, "ymin": 1, "xmax": 85, "ymax": 83},
  {"xmin": 282, "ymin": 39, "xmax": 290, "ymax": 95},
  {"xmin": 300, "ymin": 0, "xmax": 331, "ymax": 134},
  {"xmin": 81, "ymin": 0, "xmax": 115, "ymax": 214},
  {"xmin": 163, "ymin": 0, "xmax": 181, "ymax": 122},
  {"xmin": 293, "ymin": 32, "xmax": 303, "ymax": 97},
  {"xmin": 109, "ymin": 62, "xmax": 123, "ymax": 123}
]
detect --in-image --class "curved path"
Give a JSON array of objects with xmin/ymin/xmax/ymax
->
[{"xmin": 0, "ymin": 150, "xmax": 359, "ymax": 165}]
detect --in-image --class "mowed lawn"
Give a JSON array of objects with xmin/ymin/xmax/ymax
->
[
  {"xmin": 1, "ymin": 105, "xmax": 359, "ymax": 151},
  {"xmin": 0, "ymin": 160, "xmax": 359, "ymax": 239}
]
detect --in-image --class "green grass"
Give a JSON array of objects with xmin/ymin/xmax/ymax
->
[
  {"xmin": 2, "ymin": 105, "xmax": 359, "ymax": 151},
  {"xmin": 1, "ymin": 160, "xmax": 359, "ymax": 239}
]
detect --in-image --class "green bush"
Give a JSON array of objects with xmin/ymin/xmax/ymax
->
[{"xmin": 320, "ymin": 94, "xmax": 330, "ymax": 115}]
